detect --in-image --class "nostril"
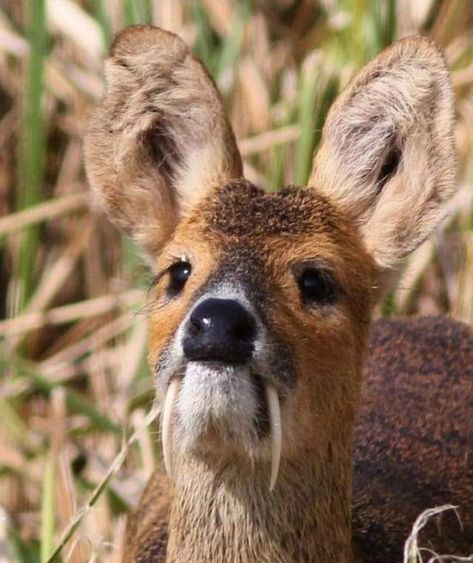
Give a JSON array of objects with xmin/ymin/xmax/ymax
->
[
  {"xmin": 233, "ymin": 315, "xmax": 256, "ymax": 343},
  {"xmin": 188, "ymin": 316, "xmax": 202, "ymax": 338}
]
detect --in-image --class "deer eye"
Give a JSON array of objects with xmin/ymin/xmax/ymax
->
[
  {"xmin": 167, "ymin": 261, "xmax": 192, "ymax": 295},
  {"xmin": 297, "ymin": 267, "xmax": 337, "ymax": 306}
]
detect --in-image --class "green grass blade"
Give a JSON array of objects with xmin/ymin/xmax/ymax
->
[
  {"xmin": 311, "ymin": 74, "xmax": 339, "ymax": 163},
  {"xmin": 16, "ymin": 0, "xmax": 47, "ymax": 309},
  {"xmin": 269, "ymin": 140, "xmax": 289, "ymax": 190},
  {"xmin": 8, "ymin": 360, "xmax": 122, "ymax": 435},
  {"xmin": 47, "ymin": 403, "xmax": 160, "ymax": 562},
  {"xmin": 90, "ymin": 0, "xmax": 112, "ymax": 46},
  {"xmin": 294, "ymin": 55, "xmax": 320, "ymax": 186},
  {"xmin": 372, "ymin": 0, "xmax": 397, "ymax": 51},
  {"xmin": 123, "ymin": 0, "xmax": 152, "ymax": 26},
  {"xmin": 294, "ymin": 54, "xmax": 339, "ymax": 187},
  {"xmin": 191, "ymin": 1, "xmax": 218, "ymax": 74},
  {"xmin": 7, "ymin": 528, "xmax": 40, "ymax": 563},
  {"xmin": 216, "ymin": 1, "xmax": 251, "ymax": 91},
  {"xmin": 0, "ymin": 396, "xmax": 31, "ymax": 447},
  {"xmin": 268, "ymin": 116, "xmax": 295, "ymax": 190},
  {"xmin": 40, "ymin": 453, "xmax": 55, "ymax": 563}
]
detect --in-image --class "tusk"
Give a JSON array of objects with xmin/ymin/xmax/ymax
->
[
  {"xmin": 162, "ymin": 379, "xmax": 179, "ymax": 480},
  {"xmin": 265, "ymin": 383, "xmax": 282, "ymax": 492}
]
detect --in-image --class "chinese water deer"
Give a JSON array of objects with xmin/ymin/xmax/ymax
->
[{"xmin": 85, "ymin": 26, "xmax": 473, "ymax": 562}]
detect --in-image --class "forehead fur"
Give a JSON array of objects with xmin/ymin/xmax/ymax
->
[
  {"xmin": 164, "ymin": 178, "xmax": 380, "ymax": 320},
  {"xmin": 199, "ymin": 180, "xmax": 343, "ymax": 238}
]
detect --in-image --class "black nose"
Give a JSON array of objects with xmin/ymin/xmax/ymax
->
[{"xmin": 183, "ymin": 298, "xmax": 256, "ymax": 364}]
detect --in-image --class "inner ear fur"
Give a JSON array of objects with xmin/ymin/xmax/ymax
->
[
  {"xmin": 85, "ymin": 25, "xmax": 243, "ymax": 256},
  {"xmin": 310, "ymin": 36, "xmax": 457, "ymax": 269}
]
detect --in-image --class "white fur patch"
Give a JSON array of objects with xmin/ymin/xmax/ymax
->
[
  {"xmin": 175, "ymin": 362, "xmax": 260, "ymax": 454},
  {"xmin": 161, "ymin": 283, "xmax": 268, "ymax": 455}
]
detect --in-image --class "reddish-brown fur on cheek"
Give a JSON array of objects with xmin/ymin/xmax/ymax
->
[{"xmin": 258, "ymin": 233, "xmax": 377, "ymax": 456}]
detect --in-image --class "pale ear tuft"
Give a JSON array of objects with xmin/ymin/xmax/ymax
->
[
  {"xmin": 310, "ymin": 36, "xmax": 457, "ymax": 269},
  {"xmin": 85, "ymin": 25, "xmax": 242, "ymax": 256}
]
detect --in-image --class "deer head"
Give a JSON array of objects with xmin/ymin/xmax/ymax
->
[{"xmin": 85, "ymin": 26, "xmax": 456, "ymax": 560}]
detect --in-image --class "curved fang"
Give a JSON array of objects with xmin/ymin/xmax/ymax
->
[
  {"xmin": 162, "ymin": 379, "xmax": 179, "ymax": 480},
  {"xmin": 265, "ymin": 383, "xmax": 282, "ymax": 491}
]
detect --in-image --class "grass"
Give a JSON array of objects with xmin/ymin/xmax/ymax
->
[
  {"xmin": 16, "ymin": 0, "xmax": 46, "ymax": 309},
  {"xmin": 0, "ymin": 0, "xmax": 472, "ymax": 561}
]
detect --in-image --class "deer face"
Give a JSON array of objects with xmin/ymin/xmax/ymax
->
[
  {"xmin": 148, "ymin": 181, "xmax": 377, "ymax": 475},
  {"xmin": 85, "ymin": 26, "xmax": 456, "ymax": 486}
]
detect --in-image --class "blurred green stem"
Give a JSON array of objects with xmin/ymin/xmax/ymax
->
[
  {"xmin": 40, "ymin": 452, "xmax": 56, "ymax": 563},
  {"xmin": 91, "ymin": 0, "xmax": 112, "ymax": 46},
  {"xmin": 17, "ymin": 0, "xmax": 47, "ymax": 310},
  {"xmin": 123, "ymin": 0, "xmax": 152, "ymax": 26}
]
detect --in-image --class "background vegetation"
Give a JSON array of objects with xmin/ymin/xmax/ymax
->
[{"xmin": 0, "ymin": 0, "xmax": 472, "ymax": 561}]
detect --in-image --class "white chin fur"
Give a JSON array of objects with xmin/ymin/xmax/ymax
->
[{"xmin": 174, "ymin": 363, "xmax": 260, "ymax": 454}]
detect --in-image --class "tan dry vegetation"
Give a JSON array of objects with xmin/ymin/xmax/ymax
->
[{"xmin": 0, "ymin": 0, "xmax": 472, "ymax": 561}]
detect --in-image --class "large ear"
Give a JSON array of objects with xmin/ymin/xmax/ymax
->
[
  {"xmin": 309, "ymin": 37, "xmax": 456, "ymax": 269},
  {"xmin": 85, "ymin": 25, "xmax": 243, "ymax": 256}
]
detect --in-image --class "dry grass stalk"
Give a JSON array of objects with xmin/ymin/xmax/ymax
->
[
  {"xmin": 46, "ymin": 402, "xmax": 161, "ymax": 563},
  {"xmin": 0, "ymin": 289, "xmax": 144, "ymax": 335},
  {"xmin": 239, "ymin": 125, "xmax": 299, "ymax": 156},
  {"xmin": 40, "ymin": 313, "xmax": 134, "ymax": 375},
  {"xmin": 0, "ymin": 192, "xmax": 89, "ymax": 236},
  {"xmin": 404, "ymin": 505, "xmax": 472, "ymax": 563},
  {"xmin": 47, "ymin": 0, "xmax": 103, "ymax": 64}
]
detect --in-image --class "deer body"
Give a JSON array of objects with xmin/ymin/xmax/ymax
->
[
  {"xmin": 354, "ymin": 317, "xmax": 473, "ymax": 561},
  {"xmin": 85, "ymin": 25, "xmax": 472, "ymax": 562},
  {"xmin": 123, "ymin": 316, "xmax": 473, "ymax": 563}
]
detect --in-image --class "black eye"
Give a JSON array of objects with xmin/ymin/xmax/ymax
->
[
  {"xmin": 168, "ymin": 261, "xmax": 192, "ymax": 295},
  {"xmin": 297, "ymin": 268, "xmax": 336, "ymax": 305}
]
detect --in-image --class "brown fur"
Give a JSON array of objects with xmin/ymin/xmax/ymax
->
[
  {"xmin": 354, "ymin": 316, "xmax": 473, "ymax": 562},
  {"xmin": 84, "ymin": 26, "xmax": 469, "ymax": 563},
  {"xmin": 124, "ymin": 468, "xmax": 170, "ymax": 562},
  {"xmin": 124, "ymin": 317, "xmax": 473, "ymax": 562}
]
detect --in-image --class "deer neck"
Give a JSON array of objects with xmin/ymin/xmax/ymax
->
[{"xmin": 166, "ymin": 445, "xmax": 354, "ymax": 563}]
